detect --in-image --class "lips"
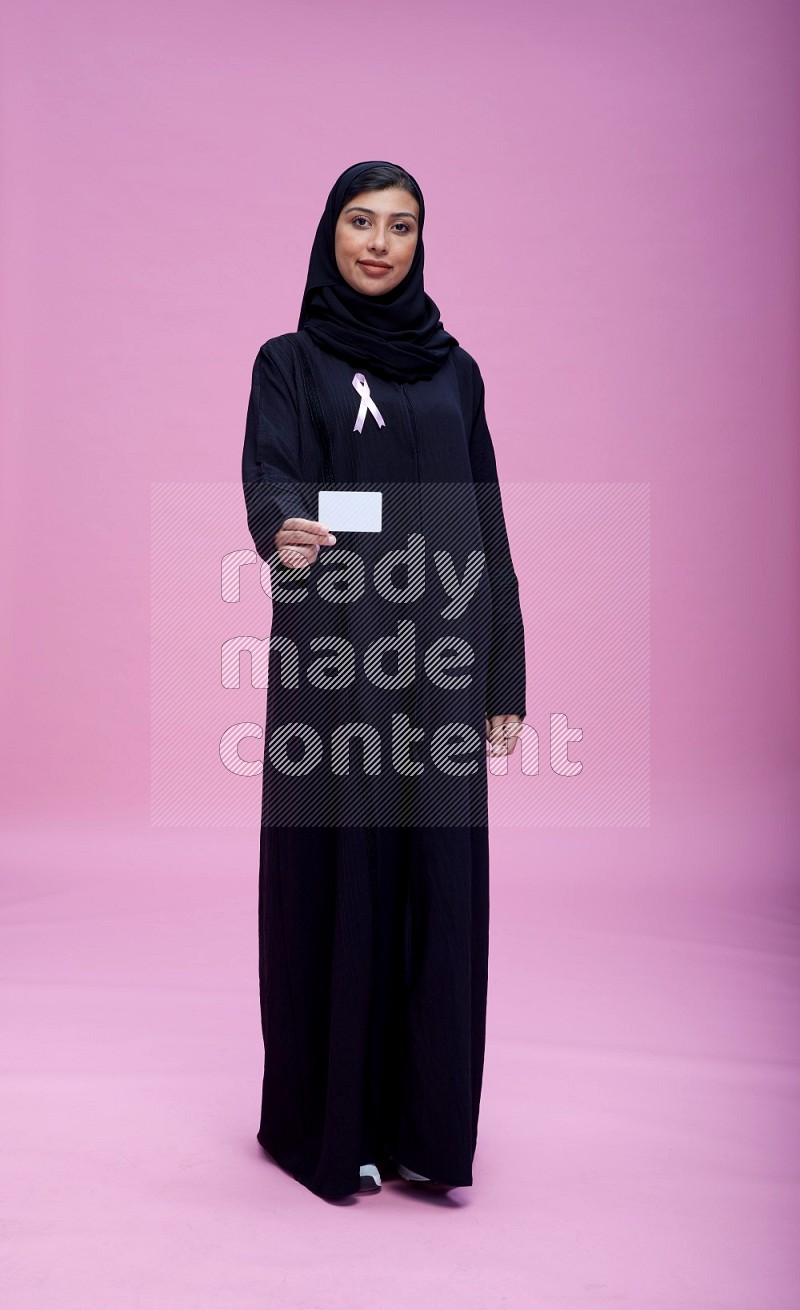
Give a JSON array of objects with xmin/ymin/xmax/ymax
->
[{"xmin": 359, "ymin": 261, "xmax": 391, "ymax": 270}]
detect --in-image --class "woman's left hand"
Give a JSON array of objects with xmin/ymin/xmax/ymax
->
[{"xmin": 485, "ymin": 714, "xmax": 524, "ymax": 757}]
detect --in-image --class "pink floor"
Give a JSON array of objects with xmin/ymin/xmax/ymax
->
[{"xmin": 2, "ymin": 777, "xmax": 798, "ymax": 1308}]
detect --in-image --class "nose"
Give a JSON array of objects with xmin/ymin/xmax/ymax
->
[{"xmin": 367, "ymin": 226, "xmax": 389, "ymax": 254}]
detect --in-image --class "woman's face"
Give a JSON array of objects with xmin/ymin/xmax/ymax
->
[{"xmin": 334, "ymin": 187, "xmax": 419, "ymax": 296}]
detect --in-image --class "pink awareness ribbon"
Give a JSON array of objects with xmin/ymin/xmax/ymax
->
[{"xmin": 351, "ymin": 373, "xmax": 386, "ymax": 433}]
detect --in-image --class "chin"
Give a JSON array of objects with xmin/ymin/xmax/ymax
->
[{"xmin": 357, "ymin": 278, "xmax": 394, "ymax": 294}]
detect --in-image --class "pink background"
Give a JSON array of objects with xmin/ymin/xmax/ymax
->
[{"xmin": 2, "ymin": 1, "xmax": 799, "ymax": 1306}]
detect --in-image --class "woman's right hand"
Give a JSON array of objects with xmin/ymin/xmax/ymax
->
[{"xmin": 274, "ymin": 517, "xmax": 337, "ymax": 569}]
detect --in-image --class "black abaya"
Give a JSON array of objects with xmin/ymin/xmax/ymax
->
[{"xmin": 242, "ymin": 328, "xmax": 526, "ymax": 1199}]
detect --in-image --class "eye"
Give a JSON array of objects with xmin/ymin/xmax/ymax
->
[{"xmin": 350, "ymin": 216, "xmax": 414, "ymax": 234}]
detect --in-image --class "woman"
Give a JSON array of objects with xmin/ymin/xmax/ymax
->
[{"xmin": 242, "ymin": 160, "xmax": 526, "ymax": 1200}]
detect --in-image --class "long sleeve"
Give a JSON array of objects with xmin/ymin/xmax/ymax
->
[
  {"xmin": 467, "ymin": 358, "xmax": 527, "ymax": 720},
  {"xmin": 242, "ymin": 339, "xmax": 313, "ymax": 563}
]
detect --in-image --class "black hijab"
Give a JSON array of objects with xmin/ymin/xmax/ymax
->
[{"xmin": 296, "ymin": 160, "xmax": 458, "ymax": 382}]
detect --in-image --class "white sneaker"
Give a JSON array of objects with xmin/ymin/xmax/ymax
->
[
  {"xmin": 359, "ymin": 1163, "xmax": 382, "ymax": 1192},
  {"xmin": 396, "ymin": 1161, "xmax": 430, "ymax": 1182}
]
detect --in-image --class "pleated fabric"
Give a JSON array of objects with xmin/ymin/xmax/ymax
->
[{"xmin": 256, "ymin": 823, "xmax": 489, "ymax": 1199}]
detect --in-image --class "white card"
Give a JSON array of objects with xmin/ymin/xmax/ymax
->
[{"xmin": 318, "ymin": 490, "xmax": 382, "ymax": 532}]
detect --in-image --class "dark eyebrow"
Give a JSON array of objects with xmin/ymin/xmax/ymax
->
[{"xmin": 344, "ymin": 206, "xmax": 417, "ymax": 220}]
